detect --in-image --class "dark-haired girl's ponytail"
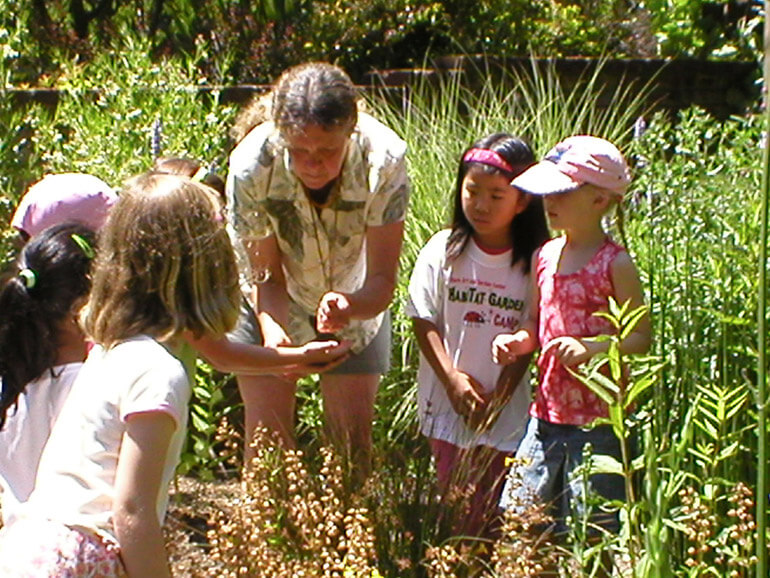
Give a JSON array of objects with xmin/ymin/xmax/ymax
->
[
  {"xmin": 0, "ymin": 274, "xmax": 54, "ymax": 430},
  {"xmin": 0, "ymin": 224, "xmax": 94, "ymax": 431}
]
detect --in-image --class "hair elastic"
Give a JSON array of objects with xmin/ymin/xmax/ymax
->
[
  {"xmin": 71, "ymin": 234, "xmax": 95, "ymax": 259},
  {"xmin": 18, "ymin": 268, "xmax": 37, "ymax": 289},
  {"xmin": 463, "ymin": 148, "xmax": 514, "ymax": 173}
]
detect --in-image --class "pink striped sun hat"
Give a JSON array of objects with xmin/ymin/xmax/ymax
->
[{"xmin": 511, "ymin": 135, "xmax": 631, "ymax": 197}]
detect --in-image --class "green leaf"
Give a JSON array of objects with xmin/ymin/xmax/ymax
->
[
  {"xmin": 717, "ymin": 441, "xmax": 740, "ymax": 461},
  {"xmin": 607, "ymin": 295, "xmax": 622, "ymax": 319},
  {"xmin": 625, "ymin": 373, "xmax": 658, "ymax": 409},
  {"xmin": 585, "ymin": 417, "xmax": 613, "ymax": 429},
  {"xmin": 609, "ymin": 403, "xmax": 626, "ymax": 440},
  {"xmin": 662, "ymin": 518, "xmax": 692, "ymax": 533},
  {"xmin": 593, "ymin": 309, "xmax": 620, "ymax": 330},
  {"xmin": 619, "ymin": 306, "xmax": 648, "ymax": 340},
  {"xmin": 586, "ymin": 369, "xmax": 621, "ymax": 395},
  {"xmin": 688, "ymin": 446, "xmax": 715, "ymax": 465},
  {"xmin": 191, "ymin": 412, "xmax": 209, "ymax": 432},
  {"xmin": 568, "ymin": 367, "xmax": 615, "ymax": 405},
  {"xmin": 694, "ymin": 414, "xmax": 719, "ymax": 440},
  {"xmin": 583, "ymin": 454, "xmax": 624, "ymax": 476},
  {"xmin": 607, "ymin": 340, "xmax": 622, "ymax": 382},
  {"xmin": 695, "ymin": 402, "xmax": 719, "ymax": 426}
]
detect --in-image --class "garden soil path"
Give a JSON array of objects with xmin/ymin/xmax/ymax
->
[{"xmin": 166, "ymin": 476, "xmax": 238, "ymax": 577}]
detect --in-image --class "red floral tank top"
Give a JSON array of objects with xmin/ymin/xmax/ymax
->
[{"xmin": 531, "ymin": 236, "xmax": 625, "ymax": 426}]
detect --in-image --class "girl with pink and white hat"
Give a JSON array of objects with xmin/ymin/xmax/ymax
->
[{"xmin": 493, "ymin": 135, "xmax": 651, "ymax": 565}]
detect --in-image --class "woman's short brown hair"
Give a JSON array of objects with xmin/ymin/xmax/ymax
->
[
  {"xmin": 271, "ymin": 62, "xmax": 358, "ymax": 134},
  {"xmin": 230, "ymin": 62, "xmax": 359, "ymax": 143}
]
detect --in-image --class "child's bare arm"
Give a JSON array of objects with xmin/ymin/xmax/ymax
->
[
  {"xmin": 186, "ymin": 333, "xmax": 351, "ymax": 375},
  {"xmin": 113, "ymin": 412, "xmax": 175, "ymax": 578},
  {"xmin": 492, "ymin": 251, "xmax": 540, "ymax": 364},
  {"xmin": 492, "ymin": 325, "xmax": 537, "ymax": 364},
  {"xmin": 412, "ymin": 317, "xmax": 486, "ymax": 422}
]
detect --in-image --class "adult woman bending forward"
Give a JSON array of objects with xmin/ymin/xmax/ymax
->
[{"xmin": 227, "ymin": 62, "xmax": 409, "ymax": 475}]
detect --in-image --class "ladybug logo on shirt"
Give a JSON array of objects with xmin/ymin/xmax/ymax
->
[{"xmin": 463, "ymin": 311, "xmax": 486, "ymax": 326}]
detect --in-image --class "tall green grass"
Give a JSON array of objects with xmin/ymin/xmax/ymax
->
[{"xmin": 627, "ymin": 110, "xmax": 762, "ymax": 575}]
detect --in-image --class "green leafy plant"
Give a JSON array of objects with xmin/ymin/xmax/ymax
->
[
  {"xmin": 177, "ymin": 361, "xmax": 242, "ymax": 481},
  {"xmin": 644, "ymin": 0, "xmax": 762, "ymax": 59},
  {"xmin": 567, "ymin": 298, "xmax": 660, "ymax": 574}
]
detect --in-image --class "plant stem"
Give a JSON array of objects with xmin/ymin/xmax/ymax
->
[{"xmin": 756, "ymin": 6, "xmax": 770, "ymax": 574}]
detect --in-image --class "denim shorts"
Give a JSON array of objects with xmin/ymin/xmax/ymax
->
[
  {"xmin": 499, "ymin": 417, "xmax": 627, "ymax": 535},
  {"xmin": 226, "ymin": 297, "xmax": 391, "ymax": 376},
  {"xmin": 226, "ymin": 296, "xmax": 264, "ymax": 346}
]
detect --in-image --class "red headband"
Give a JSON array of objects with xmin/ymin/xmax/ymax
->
[{"xmin": 463, "ymin": 148, "xmax": 514, "ymax": 173}]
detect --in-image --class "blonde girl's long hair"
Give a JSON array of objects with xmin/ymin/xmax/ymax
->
[{"xmin": 83, "ymin": 173, "xmax": 240, "ymax": 348}]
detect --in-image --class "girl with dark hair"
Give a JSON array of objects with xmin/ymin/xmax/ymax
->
[
  {"xmin": 227, "ymin": 62, "xmax": 409, "ymax": 477},
  {"xmin": 406, "ymin": 133, "xmax": 549, "ymax": 537},
  {"xmin": 0, "ymin": 223, "xmax": 95, "ymax": 525}
]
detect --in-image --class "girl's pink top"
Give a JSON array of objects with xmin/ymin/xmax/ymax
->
[{"xmin": 532, "ymin": 236, "xmax": 625, "ymax": 426}]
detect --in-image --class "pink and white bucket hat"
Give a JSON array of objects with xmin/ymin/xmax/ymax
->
[{"xmin": 511, "ymin": 135, "xmax": 631, "ymax": 197}]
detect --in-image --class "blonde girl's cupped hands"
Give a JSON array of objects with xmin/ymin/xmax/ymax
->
[{"xmin": 275, "ymin": 339, "xmax": 353, "ymax": 380}]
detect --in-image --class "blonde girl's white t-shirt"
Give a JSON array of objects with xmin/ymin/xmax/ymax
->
[
  {"xmin": 0, "ymin": 363, "xmax": 82, "ymax": 525},
  {"xmin": 22, "ymin": 336, "xmax": 190, "ymax": 543},
  {"xmin": 406, "ymin": 229, "xmax": 531, "ymax": 451}
]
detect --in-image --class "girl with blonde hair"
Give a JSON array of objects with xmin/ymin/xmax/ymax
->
[{"xmin": 0, "ymin": 173, "xmax": 343, "ymax": 577}]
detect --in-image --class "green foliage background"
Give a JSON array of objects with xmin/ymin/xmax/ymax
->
[{"xmin": 3, "ymin": 0, "xmax": 763, "ymax": 88}]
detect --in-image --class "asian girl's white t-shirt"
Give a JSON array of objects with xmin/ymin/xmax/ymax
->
[
  {"xmin": 20, "ymin": 336, "xmax": 190, "ymax": 543},
  {"xmin": 406, "ymin": 229, "xmax": 532, "ymax": 451}
]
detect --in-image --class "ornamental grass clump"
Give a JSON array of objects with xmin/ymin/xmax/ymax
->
[{"xmin": 206, "ymin": 427, "xmax": 377, "ymax": 577}]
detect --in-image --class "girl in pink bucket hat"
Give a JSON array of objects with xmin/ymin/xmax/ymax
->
[
  {"xmin": 492, "ymin": 135, "xmax": 650, "ymax": 572},
  {"xmin": 10, "ymin": 173, "xmax": 118, "ymax": 245}
]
